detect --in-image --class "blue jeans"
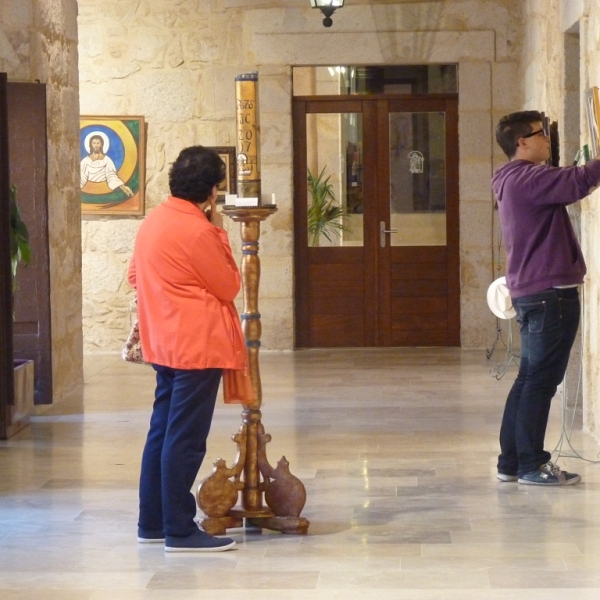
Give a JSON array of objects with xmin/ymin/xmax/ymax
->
[
  {"xmin": 498, "ymin": 288, "xmax": 580, "ymax": 476},
  {"xmin": 138, "ymin": 366, "xmax": 222, "ymax": 537}
]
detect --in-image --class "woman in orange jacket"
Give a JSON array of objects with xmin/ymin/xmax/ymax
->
[{"xmin": 128, "ymin": 146, "xmax": 244, "ymax": 552}]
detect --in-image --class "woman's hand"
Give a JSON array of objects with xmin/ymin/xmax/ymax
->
[{"xmin": 207, "ymin": 194, "xmax": 224, "ymax": 229}]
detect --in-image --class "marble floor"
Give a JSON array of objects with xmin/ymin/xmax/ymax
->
[{"xmin": 2, "ymin": 348, "xmax": 600, "ymax": 599}]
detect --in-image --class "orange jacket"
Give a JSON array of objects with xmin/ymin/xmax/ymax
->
[{"xmin": 128, "ymin": 196, "xmax": 246, "ymax": 370}]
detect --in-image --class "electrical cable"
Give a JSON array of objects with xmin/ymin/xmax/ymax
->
[
  {"xmin": 486, "ymin": 197, "xmax": 519, "ymax": 378},
  {"xmin": 551, "ymin": 278, "xmax": 600, "ymax": 464},
  {"xmin": 487, "ymin": 317, "xmax": 519, "ymax": 380}
]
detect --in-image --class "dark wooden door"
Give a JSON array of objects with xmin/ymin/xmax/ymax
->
[
  {"xmin": 7, "ymin": 82, "xmax": 52, "ymax": 404},
  {"xmin": 377, "ymin": 97, "xmax": 460, "ymax": 346},
  {"xmin": 293, "ymin": 95, "xmax": 460, "ymax": 347},
  {"xmin": 1, "ymin": 72, "xmax": 13, "ymax": 438}
]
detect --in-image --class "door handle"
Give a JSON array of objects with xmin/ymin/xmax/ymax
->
[{"xmin": 380, "ymin": 221, "xmax": 398, "ymax": 247}]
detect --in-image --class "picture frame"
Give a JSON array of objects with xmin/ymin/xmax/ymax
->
[
  {"xmin": 80, "ymin": 115, "xmax": 146, "ymax": 215},
  {"xmin": 585, "ymin": 88, "xmax": 600, "ymax": 159},
  {"xmin": 209, "ymin": 146, "xmax": 237, "ymax": 202}
]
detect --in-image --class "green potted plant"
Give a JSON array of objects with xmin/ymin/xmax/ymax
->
[
  {"xmin": 10, "ymin": 184, "xmax": 31, "ymax": 287},
  {"xmin": 8, "ymin": 184, "xmax": 34, "ymax": 438},
  {"xmin": 307, "ymin": 167, "xmax": 351, "ymax": 247}
]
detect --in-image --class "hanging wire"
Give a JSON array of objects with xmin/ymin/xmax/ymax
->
[
  {"xmin": 487, "ymin": 316, "xmax": 519, "ymax": 380},
  {"xmin": 550, "ymin": 202, "xmax": 600, "ymax": 462},
  {"xmin": 551, "ymin": 278, "xmax": 600, "ymax": 464},
  {"xmin": 486, "ymin": 197, "xmax": 519, "ymax": 379}
]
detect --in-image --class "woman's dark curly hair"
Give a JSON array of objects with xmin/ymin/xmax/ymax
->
[{"xmin": 169, "ymin": 146, "xmax": 226, "ymax": 203}]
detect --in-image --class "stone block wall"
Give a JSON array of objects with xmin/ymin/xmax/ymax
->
[
  {"xmin": 1, "ymin": 0, "xmax": 83, "ymax": 405},
  {"xmin": 78, "ymin": 0, "xmax": 525, "ymax": 353},
  {"xmin": 0, "ymin": 3, "xmax": 31, "ymax": 79},
  {"xmin": 77, "ymin": 0, "xmax": 524, "ymax": 352}
]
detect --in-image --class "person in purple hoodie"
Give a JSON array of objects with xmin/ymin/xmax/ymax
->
[{"xmin": 492, "ymin": 110, "xmax": 600, "ymax": 486}]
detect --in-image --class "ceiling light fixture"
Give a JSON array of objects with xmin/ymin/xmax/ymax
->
[{"xmin": 310, "ymin": 0, "xmax": 345, "ymax": 28}]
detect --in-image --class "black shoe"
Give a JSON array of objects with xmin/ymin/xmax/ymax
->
[
  {"xmin": 137, "ymin": 527, "xmax": 165, "ymax": 543},
  {"xmin": 165, "ymin": 528, "xmax": 236, "ymax": 553},
  {"xmin": 518, "ymin": 462, "xmax": 581, "ymax": 486}
]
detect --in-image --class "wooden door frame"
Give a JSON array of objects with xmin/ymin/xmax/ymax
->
[
  {"xmin": 0, "ymin": 73, "xmax": 14, "ymax": 439},
  {"xmin": 377, "ymin": 96, "xmax": 460, "ymax": 346},
  {"xmin": 8, "ymin": 82, "xmax": 52, "ymax": 404},
  {"xmin": 292, "ymin": 99, "xmax": 309, "ymax": 347},
  {"xmin": 293, "ymin": 97, "xmax": 365, "ymax": 347},
  {"xmin": 293, "ymin": 94, "xmax": 460, "ymax": 348}
]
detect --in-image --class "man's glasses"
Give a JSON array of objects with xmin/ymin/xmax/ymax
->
[{"xmin": 523, "ymin": 128, "xmax": 547, "ymax": 139}]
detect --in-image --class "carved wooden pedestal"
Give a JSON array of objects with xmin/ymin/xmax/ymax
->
[{"xmin": 197, "ymin": 206, "xmax": 309, "ymax": 535}]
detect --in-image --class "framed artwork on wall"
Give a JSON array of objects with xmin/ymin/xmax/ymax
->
[
  {"xmin": 585, "ymin": 88, "xmax": 600, "ymax": 158},
  {"xmin": 208, "ymin": 146, "xmax": 237, "ymax": 202},
  {"xmin": 80, "ymin": 116, "xmax": 146, "ymax": 215}
]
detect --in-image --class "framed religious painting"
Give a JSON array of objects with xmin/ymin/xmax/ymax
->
[
  {"xmin": 80, "ymin": 116, "xmax": 146, "ymax": 215},
  {"xmin": 208, "ymin": 146, "xmax": 237, "ymax": 202}
]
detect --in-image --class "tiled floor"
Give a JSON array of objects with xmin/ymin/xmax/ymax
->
[{"xmin": 2, "ymin": 348, "xmax": 600, "ymax": 599}]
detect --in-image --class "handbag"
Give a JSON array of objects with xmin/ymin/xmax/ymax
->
[{"xmin": 122, "ymin": 297, "xmax": 146, "ymax": 364}]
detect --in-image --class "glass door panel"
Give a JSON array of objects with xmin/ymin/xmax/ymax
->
[
  {"xmin": 388, "ymin": 112, "xmax": 446, "ymax": 247},
  {"xmin": 306, "ymin": 112, "xmax": 363, "ymax": 247},
  {"xmin": 293, "ymin": 65, "xmax": 458, "ymax": 96}
]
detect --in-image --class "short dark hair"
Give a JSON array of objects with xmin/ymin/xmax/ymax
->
[
  {"xmin": 168, "ymin": 146, "xmax": 226, "ymax": 203},
  {"xmin": 495, "ymin": 111, "xmax": 544, "ymax": 159},
  {"xmin": 88, "ymin": 135, "xmax": 104, "ymax": 152}
]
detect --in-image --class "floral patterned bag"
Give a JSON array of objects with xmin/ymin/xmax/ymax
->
[
  {"xmin": 122, "ymin": 297, "xmax": 146, "ymax": 364},
  {"xmin": 122, "ymin": 320, "xmax": 146, "ymax": 364}
]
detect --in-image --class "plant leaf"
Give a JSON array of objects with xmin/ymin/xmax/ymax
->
[
  {"xmin": 9, "ymin": 184, "xmax": 32, "ymax": 291},
  {"xmin": 307, "ymin": 166, "xmax": 352, "ymax": 245}
]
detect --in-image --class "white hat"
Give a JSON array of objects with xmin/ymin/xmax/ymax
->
[{"xmin": 487, "ymin": 276, "xmax": 516, "ymax": 319}]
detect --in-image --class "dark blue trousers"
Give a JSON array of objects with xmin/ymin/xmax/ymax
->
[
  {"xmin": 498, "ymin": 288, "xmax": 580, "ymax": 476},
  {"xmin": 138, "ymin": 366, "xmax": 222, "ymax": 537}
]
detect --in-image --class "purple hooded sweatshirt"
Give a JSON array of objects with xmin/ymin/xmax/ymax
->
[{"xmin": 492, "ymin": 159, "xmax": 600, "ymax": 298}]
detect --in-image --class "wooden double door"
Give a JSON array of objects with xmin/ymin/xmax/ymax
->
[{"xmin": 293, "ymin": 95, "xmax": 460, "ymax": 347}]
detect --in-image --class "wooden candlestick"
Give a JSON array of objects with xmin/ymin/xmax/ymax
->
[{"xmin": 197, "ymin": 206, "xmax": 309, "ymax": 535}]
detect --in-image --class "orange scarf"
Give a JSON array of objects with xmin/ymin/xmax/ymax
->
[{"xmin": 222, "ymin": 302, "xmax": 256, "ymax": 405}]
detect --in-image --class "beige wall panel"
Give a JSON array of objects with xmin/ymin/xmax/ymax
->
[
  {"xmin": 459, "ymin": 110, "xmax": 493, "ymax": 160},
  {"xmin": 460, "ymin": 161, "xmax": 494, "ymax": 203},
  {"xmin": 261, "ymin": 113, "xmax": 292, "ymax": 166},
  {"xmin": 461, "ymin": 290, "xmax": 498, "ymax": 350},
  {"xmin": 492, "ymin": 62, "xmax": 521, "ymax": 111},
  {"xmin": 253, "ymin": 31, "xmax": 496, "ymax": 65},
  {"xmin": 0, "ymin": 1, "xmax": 32, "ymax": 79},
  {"xmin": 258, "ymin": 298, "xmax": 294, "ymax": 350},
  {"xmin": 459, "ymin": 62, "xmax": 491, "ymax": 111},
  {"xmin": 460, "ymin": 201, "xmax": 494, "ymax": 250}
]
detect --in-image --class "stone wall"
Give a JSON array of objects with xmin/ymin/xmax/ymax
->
[
  {"xmin": 78, "ymin": 0, "xmax": 524, "ymax": 352},
  {"xmin": 78, "ymin": 0, "xmax": 524, "ymax": 351},
  {"xmin": 1, "ymin": 0, "xmax": 83, "ymax": 404},
  {"xmin": 0, "ymin": 3, "xmax": 31, "ymax": 79}
]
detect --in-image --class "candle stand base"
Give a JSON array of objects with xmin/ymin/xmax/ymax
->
[
  {"xmin": 202, "ymin": 513, "xmax": 309, "ymax": 536},
  {"xmin": 198, "ymin": 411, "xmax": 309, "ymax": 535},
  {"xmin": 197, "ymin": 206, "xmax": 309, "ymax": 537}
]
